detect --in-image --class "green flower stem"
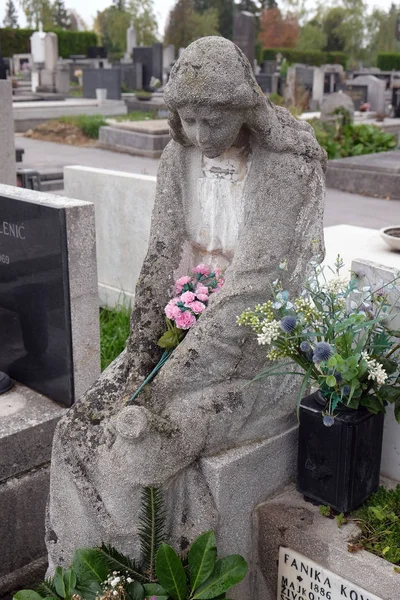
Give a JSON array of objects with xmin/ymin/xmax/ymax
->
[
  {"xmin": 127, "ymin": 350, "xmax": 172, "ymax": 405},
  {"xmin": 386, "ymin": 343, "xmax": 400, "ymax": 359}
]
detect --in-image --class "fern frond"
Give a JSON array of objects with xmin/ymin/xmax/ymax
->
[
  {"xmin": 138, "ymin": 487, "xmax": 166, "ymax": 582},
  {"xmin": 98, "ymin": 544, "xmax": 145, "ymax": 582},
  {"xmin": 36, "ymin": 578, "xmax": 58, "ymax": 598}
]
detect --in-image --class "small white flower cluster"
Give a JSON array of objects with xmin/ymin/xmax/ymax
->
[
  {"xmin": 324, "ymin": 276, "xmax": 348, "ymax": 295},
  {"xmin": 257, "ymin": 320, "xmax": 281, "ymax": 346},
  {"xmin": 361, "ymin": 352, "xmax": 388, "ymax": 386},
  {"xmin": 100, "ymin": 571, "xmax": 134, "ymax": 598}
]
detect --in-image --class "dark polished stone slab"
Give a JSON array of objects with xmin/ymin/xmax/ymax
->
[{"xmin": 0, "ymin": 193, "xmax": 74, "ymax": 406}]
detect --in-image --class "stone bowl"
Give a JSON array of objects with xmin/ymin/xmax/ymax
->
[{"xmin": 380, "ymin": 226, "xmax": 400, "ymax": 251}]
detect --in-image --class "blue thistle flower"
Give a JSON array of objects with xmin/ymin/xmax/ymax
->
[
  {"xmin": 300, "ymin": 341, "xmax": 311, "ymax": 353},
  {"xmin": 312, "ymin": 342, "xmax": 333, "ymax": 363},
  {"xmin": 323, "ymin": 415, "xmax": 335, "ymax": 427},
  {"xmin": 280, "ymin": 316, "xmax": 297, "ymax": 333},
  {"xmin": 334, "ymin": 371, "xmax": 343, "ymax": 383},
  {"xmin": 343, "ymin": 385, "xmax": 351, "ymax": 396}
]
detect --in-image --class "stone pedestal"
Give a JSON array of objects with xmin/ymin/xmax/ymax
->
[
  {"xmin": 0, "ymin": 384, "xmax": 65, "ymax": 597},
  {"xmin": 0, "ymin": 81, "xmax": 16, "ymax": 186}
]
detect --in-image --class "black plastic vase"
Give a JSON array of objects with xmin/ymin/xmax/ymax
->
[{"xmin": 297, "ymin": 391, "xmax": 384, "ymax": 513}]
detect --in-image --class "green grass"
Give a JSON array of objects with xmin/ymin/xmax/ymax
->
[
  {"xmin": 58, "ymin": 114, "xmax": 108, "ymax": 138},
  {"xmin": 100, "ymin": 306, "xmax": 131, "ymax": 371},
  {"xmin": 115, "ymin": 110, "xmax": 160, "ymax": 122},
  {"xmin": 351, "ymin": 485, "xmax": 400, "ymax": 566}
]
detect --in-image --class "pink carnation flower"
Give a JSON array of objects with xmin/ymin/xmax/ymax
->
[
  {"xmin": 193, "ymin": 263, "xmax": 210, "ymax": 276},
  {"xmin": 175, "ymin": 311, "xmax": 196, "ymax": 330},
  {"xmin": 211, "ymin": 278, "xmax": 225, "ymax": 292},
  {"xmin": 214, "ymin": 268, "xmax": 222, "ymax": 278},
  {"xmin": 175, "ymin": 275, "xmax": 191, "ymax": 293},
  {"xmin": 180, "ymin": 291, "xmax": 196, "ymax": 305},
  {"xmin": 165, "ymin": 300, "xmax": 181, "ymax": 320},
  {"xmin": 188, "ymin": 301, "xmax": 206, "ymax": 314},
  {"xmin": 196, "ymin": 285, "xmax": 209, "ymax": 296},
  {"xmin": 196, "ymin": 294, "xmax": 209, "ymax": 302}
]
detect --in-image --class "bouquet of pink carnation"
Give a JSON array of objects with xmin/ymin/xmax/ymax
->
[
  {"xmin": 128, "ymin": 264, "xmax": 224, "ymax": 403},
  {"xmin": 158, "ymin": 264, "xmax": 224, "ymax": 349}
]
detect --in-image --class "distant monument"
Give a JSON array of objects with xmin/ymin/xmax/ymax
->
[{"xmin": 124, "ymin": 21, "xmax": 137, "ymax": 62}]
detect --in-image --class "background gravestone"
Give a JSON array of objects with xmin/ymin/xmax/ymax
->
[
  {"xmin": 133, "ymin": 46, "xmax": 154, "ymax": 90},
  {"xmin": 0, "ymin": 184, "xmax": 100, "ymax": 407},
  {"xmin": 152, "ymin": 42, "xmax": 163, "ymax": 83},
  {"xmin": 352, "ymin": 74, "xmax": 385, "ymax": 112},
  {"xmin": 233, "ymin": 11, "xmax": 255, "ymax": 69},
  {"xmin": 83, "ymin": 68, "xmax": 121, "ymax": 100},
  {"xmin": 338, "ymin": 83, "xmax": 368, "ymax": 110},
  {"xmin": 0, "ymin": 81, "xmax": 16, "ymax": 186}
]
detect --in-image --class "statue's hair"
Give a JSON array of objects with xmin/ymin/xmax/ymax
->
[{"xmin": 164, "ymin": 37, "xmax": 327, "ymax": 170}]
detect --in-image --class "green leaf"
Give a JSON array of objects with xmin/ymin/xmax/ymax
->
[
  {"xmin": 158, "ymin": 327, "xmax": 185, "ymax": 350},
  {"xmin": 143, "ymin": 584, "xmax": 168, "ymax": 597},
  {"xmin": 155, "ymin": 544, "xmax": 187, "ymax": 600},
  {"xmin": 360, "ymin": 395, "xmax": 384, "ymax": 414},
  {"xmin": 36, "ymin": 579, "xmax": 58, "ymax": 599},
  {"xmin": 139, "ymin": 487, "xmax": 166, "ymax": 583},
  {"xmin": 14, "ymin": 593, "xmax": 44, "ymax": 600},
  {"xmin": 327, "ymin": 356, "xmax": 337, "ymax": 367},
  {"xmin": 63, "ymin": 569, "xmax": 77, "ymax": 597},
  {"xmin": 379, "ymin": 358, "xmax": 398, "ymax": 375},
  {"xmin": 54, "ymin": 568, "xmax": 66, "ymax": 599},
  {"xmin": 192, "ymin": 556, "xmax": 248, "ymax": 599},
  {"xmin": 73, "ymin": 549, "xmax": 108, "ymax": 600},
  {"xmin": 126, "ymin": 581, "xmax": 145, "ymax": 600},
  {"xmin": 189, "ymin": 531, "xmax": 217, "ymax": 592},
  {"xmin": 98, "ymin": 544, "xmax": 145, "ymax": 582}
]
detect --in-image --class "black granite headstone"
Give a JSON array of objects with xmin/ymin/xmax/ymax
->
[
  {"xmin": 233, "ymin": 11, "xmax": 255, "ymax": 69},
  {"xmin": 83, "ymin": 68, "xmax": 121, "ymax": 100},
  {"xmin": 152, "ymin": 42, "xmax": 163, "ymax": 83},
  {"xmin": 256, "ymin": 74, "xmax": 273, "ymax": 93},
  {"xmin": 133, "ymin": 46, "xmax": 154, "ymax": 90},
  {"xmin": 0, "ymin": 193, "xmax": 74, "ymax": 406},
  {"xmin": 392, "ymin": 88, "xmax": 400, "ymax": 118}
]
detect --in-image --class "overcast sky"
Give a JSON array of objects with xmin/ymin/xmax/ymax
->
[{"xmin": 4, "ymin": 0, "xmax": 397, "ymax": 37}]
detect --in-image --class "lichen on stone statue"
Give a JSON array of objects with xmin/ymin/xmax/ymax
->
[{"xmin": 46, "ymin": 36, "xmax": 326, "ymax": 574}]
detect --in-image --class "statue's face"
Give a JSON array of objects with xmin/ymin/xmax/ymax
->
[{"xmin": 178, "ymin": 105, "xmax": 245, "ymax": 158}]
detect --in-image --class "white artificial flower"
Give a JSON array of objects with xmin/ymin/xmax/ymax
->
[{"xmin": 257, "ymin": 320, "xmax": 281, "ymax": 346}]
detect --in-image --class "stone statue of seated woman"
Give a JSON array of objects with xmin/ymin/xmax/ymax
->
[{"xmin": 46, "ymin": 37, "xmax": 326, "ymax": 579}]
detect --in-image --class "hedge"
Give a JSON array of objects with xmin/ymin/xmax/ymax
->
[
  {"xmin": 261, "ymin": 48, "xmax": 347, "ymax": 68},
  {"xmin": 377, "ymin": 53, "xmax": 400, "ymax": 71},
  {"xmin": 1, "ymin": 28, "xmax": 98, "ymax": 58}
]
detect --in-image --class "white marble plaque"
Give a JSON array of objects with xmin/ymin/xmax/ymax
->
[{"xmin": 278, "ymin": 547, "xmax": 383, "ymax": 600}]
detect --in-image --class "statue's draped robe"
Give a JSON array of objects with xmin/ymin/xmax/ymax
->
[{"xmin": 47, "ymin": 118, "xmax": 326, "ymax": 567}]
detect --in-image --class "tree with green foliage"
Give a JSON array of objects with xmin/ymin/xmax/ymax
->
[
  {"xmin": 164, "ymin": 0, "xmax": 220, "ymax": 51},
  {"xmin": 113, "ymin": 0, "xmax": 126, "ymax": 10},
  {"xmin": 3, "ymin": 0, "xmax": 19, "ymax": 27},
  {"xmin": 128, "ymin": 0, "xmax": 159, "ymax": 45},
  {"xmin": 52, "ymin": 0, "xmax": 71, "ymax": 28},
  {"xmin": 193, "ymin": 0, "xmax": 233, "ymax": 39},
  {"xmin": 321, "ymin": 6, "xmax": 346, "ymax": 52},
  {"xmin": 296, "ymin": 21, "xmax": 327, "ymax": 51},
  {"xmin": 20, "ymin": 0, "xmax": 54, "ymax": 28},
  {"xmin": 95, "ymin": 7, "xmax": 131, "ymax": 55},
  {"xmin": 367, "ymin": 4, "xmax": 400, "ymax": 56}
]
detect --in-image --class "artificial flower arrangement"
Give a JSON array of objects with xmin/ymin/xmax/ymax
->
[
  {"xmin": 129, "ymin": 264, "xmax": 224, "ymax": 403},
  {"xmin": 237, "ymin": 256, "xmax": 400, "ymax": 426}
]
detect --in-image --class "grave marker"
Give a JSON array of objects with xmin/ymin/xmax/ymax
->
[
  {"xmin": 0, "ymin": 185, "xmax": 100, "ymax": 407},
  {"xmin": 278, "ymin": 548, "xmax": 382, "ymax": 600}
]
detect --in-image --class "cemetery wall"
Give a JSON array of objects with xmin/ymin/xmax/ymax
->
[
  {"xmin": 63, "ymin": 166, "xmax": 156, "ymax": 308},
  {"xmin": 261, "ymin": 47, "xmax": 347, "ymax": 67}
]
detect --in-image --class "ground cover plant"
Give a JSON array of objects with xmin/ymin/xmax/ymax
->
[
  {"xmin": 351, "ymin": 485, "xmax": 400, "ymax": 566},
  {"xmin": 310, "ymin": 119, "xmax": 397, "ymax": 159},
  {"xmin": 14, "ymin": 489, "xmax": 247, "ymax": 600},
  {"xmin": 100, "ymin": 306, "xmax": 131, "ymax": 371},
  {"xmin": 58, "ymin": 115, "xmax": 108, "ymax": 139},
  {"xmin": 115, "ymin": 111, "xmax": 160, "ymax": 122}
]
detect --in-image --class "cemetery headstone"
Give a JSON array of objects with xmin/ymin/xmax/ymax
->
[
  {"xmin": 152, "ymin": 42, "xmax": 163, "ymax": 84},
  {"xmin": 30, "ymin": 23, "xmax": 46, "ymax": 65},
  {"xmin": 44, "ymin": 32, "xmax": 58, "ymax": 71},
  {"xmin": 46, "ymin": 37, "xmax": 326, "ymax": 600},
  {"xmin": 83, "ymin": 68, "xmax": 121, "ymax": 100},
  {"xmin": 320, "ymin": 91, "xmax": 355, "ymax": 121},
  {"xmin": 0, "ymin": 81, "xmax": 16, "ymax": 186},
  {"xmin": 163, "ymin": 44, "xmax": 175, "ymax": 74},
  {"xmin": 233, "ymin": 11, "xmax": 256, "ymax": 69},
  {"xmin": 352, "ymin": 74, "xmax": 385, "ymax": 112},
  {"xmin": 133, "ymin": 46, "xmax": 153, "ymax": 90},
  {"xmin": 0, "ymin": 184, "xmax": 100, "ymax": 407},
  {"xmin": 338, "ymin": 83, "xmax": 368, "ymax": 110}
]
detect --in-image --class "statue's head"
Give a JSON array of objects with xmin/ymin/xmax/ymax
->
[
  {"xmin": 164, "ymin": 36, "xmax": 327, "ymax": 167},
  {"xmin": 164, "ymin": 37, "xmax": 265, "ymax": 158}
]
